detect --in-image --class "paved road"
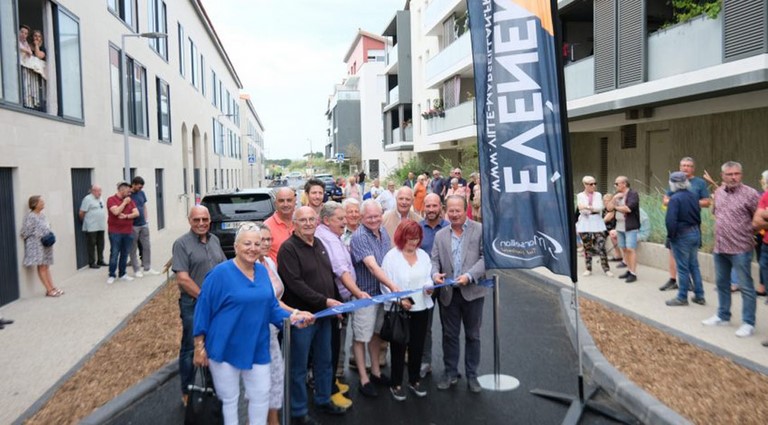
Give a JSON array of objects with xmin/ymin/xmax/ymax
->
[{"xmin": 109, "ymin": 270, "xmax": 634, "ymax": 424}]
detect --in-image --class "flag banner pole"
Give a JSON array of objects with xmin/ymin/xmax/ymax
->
[
  {"xmin": 467, "ymin": 0, "xmax": 631, "ymax": 422},
  {"xmin": 477, "ymin": 274, "xmax": 520, "ymax": 391}
]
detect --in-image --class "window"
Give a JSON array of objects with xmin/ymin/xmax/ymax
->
[
  {"xmin": 177, "ymin": 23, "xmax": 185, "ymax": 77},
  {"xmin": 200, "ymin": 55, "xmax": 205, "ymax": 96},
  {"xmin": 109, "ymin": 45, "xmax": 147, "ymax": 136},
  {"xmin": 1, "ymin": 1, "xmax": 83, "ymax": 120},
  {"xmin": 212, "ymin": 118, "xmax": 224, "ymax": 155},
  {"xmin": 156, "ymin": 78, "xmax": 171, "ymax": 142},
  {"xmin": 189, "ymin": 38, "xmax": 198, "ymax": 88},
  {"xmin": 148, "ymin": 0, "xmax": 168, "ymax": 60},
  {"xmin": 108, "ymin": 0, "xmax": 138, "ymax": 32},
  {"xmin": 211, "ymin": 70, "xmax": 218, "ymax": 106}
]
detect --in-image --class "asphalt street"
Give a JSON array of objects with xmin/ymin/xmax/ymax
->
[{"xmin": 111, "ymin": 270, "xmax": 635, "ymax": 425}]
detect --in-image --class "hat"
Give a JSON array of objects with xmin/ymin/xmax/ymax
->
[{"xmin": 669, "ymin": 172, "xmax": 687, "ymax": 183}]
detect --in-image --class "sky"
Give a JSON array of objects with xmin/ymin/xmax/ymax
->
[{"xmin": 201, "ymin": 0, "xmax": 405, "ymax": 160}]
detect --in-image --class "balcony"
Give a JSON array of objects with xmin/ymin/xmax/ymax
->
[
  {"xmin": 564, "ymin": 56, "xmax": 595, "ymax": 101},
  {"xmin": 385, "ymin": 126, "xmax": 414, "ymax": 151},
  {"xmin": 423, "ymin": 0, "xmax": 462, "ymax": 36},
  {"xmin": 425, "ymin": 32, "xmax": 472, "ymax": 89},
  {"xmin": 388, "ymin": 86, "xmax": 399, "ymax": 107},
  {"xmin": 425, "ymin": 100, "xmax": 476, "ymax": 145},
  {"xmin": 647, "ymin": 14, "xmax": 723, "ymax": 81},
  {"xmin": 385, "ymin": 43, "xmax": 399, "ymax": 74}
]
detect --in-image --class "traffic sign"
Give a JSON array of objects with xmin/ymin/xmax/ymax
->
[
  {"xmin": 248, "ymin": 155, "xmax": 255, "ymax": 164},
  {"xmin": 335, "ymin": 153, "xmax": 344, "ymax": 163}
]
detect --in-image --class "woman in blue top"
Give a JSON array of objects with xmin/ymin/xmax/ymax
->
[{"xmin": 193, "ymin": 222, "xmax": 314, "ymax": 425}]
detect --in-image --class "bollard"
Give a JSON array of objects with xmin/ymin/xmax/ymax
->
[{"xmin": 281, "ymin": 318, "xmax": 291, "ymax": 425}]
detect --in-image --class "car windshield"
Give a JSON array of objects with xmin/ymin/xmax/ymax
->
[{"xmin": 203, "ymin": 194, "xmax": 273, "ymax": 220}]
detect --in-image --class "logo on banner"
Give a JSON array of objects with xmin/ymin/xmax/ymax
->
[{"xmin": 492, "ymin": 231, "xmax": 563, "ymax": 261}]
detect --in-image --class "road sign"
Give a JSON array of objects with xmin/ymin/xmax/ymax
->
[
  {"xmin": 335, "ymin": 153, "xmax": 344, "ymax": 163},
  {"xmin": 248, "ymin": 155, "xmax": 255, "ymax": 164}
]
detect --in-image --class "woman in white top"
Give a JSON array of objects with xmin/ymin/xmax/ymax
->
[
  {"xmin": 576, "ymin": 176, "xmax": 612, "ymax": 277},
  {"xmin": 381, "ymin": 220, "xmax": 434, "ymax": 401}
]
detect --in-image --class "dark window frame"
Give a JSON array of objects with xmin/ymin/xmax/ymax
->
[{"xmin": 156, "ymin": 77, "xmax": 172, "ymax": 143}]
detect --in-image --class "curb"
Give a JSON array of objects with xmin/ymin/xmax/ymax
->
[
  {"xmin": 80, "ymin": 361, "xmax": 178, "ymax": 425},
  {"xmin": 12, "ymin": 278, "xmax": 172, "ymax": 425},
  {"xmin": 556, "ymin": 288, "xmax": 692, "ymax": 425}
]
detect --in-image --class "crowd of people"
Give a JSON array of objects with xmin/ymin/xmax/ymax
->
[
  {"xmin": 174, "ymin": 168, "xmax": 486, "ymax": 425},
  {"xmin": 576, "ymin": 157, "xmax": 768, "ymax": 347}
]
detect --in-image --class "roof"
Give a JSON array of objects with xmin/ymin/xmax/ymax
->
[
  {"xmin": 342, "ymin": 29, "xmax": 389, "ymax": 63},
  {"xmin": 192, "ymin": 0, "xmax": 243, "ymax": 88}
]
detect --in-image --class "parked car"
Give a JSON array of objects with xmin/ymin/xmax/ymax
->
[
  {"xmin": 267, "ymin": 179, "xmax": 289, "ymax": 188},
  {"xmin": 200, "ymin": 189, "xmax": 276, "ymax": 258},
  {"xmin": 314, "ymin": 173, "xmax": 336, "ymax": 202}
]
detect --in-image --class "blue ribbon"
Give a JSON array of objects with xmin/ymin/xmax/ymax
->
[{"xmin": 311, "ymin": 277, "xmax": 495, "ymax": 319}]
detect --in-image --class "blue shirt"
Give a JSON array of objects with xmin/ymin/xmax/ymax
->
[
  {"xmin": 350, "ymin": 225, "xmax": 390, "ymax": 295},
  {"xmin": 450, "ymin": 220, "xmax": 470, "ymax": 279},
  {"xmin": 421, "ymin": 219, "xmax": 449, "ymax": 256},
  {"xmin": 130, "ymin": 190, "xmax": 148, "ymax": 226},
  {"xmin": 193, "ymin": 260, "xmax": 290, "ymax": 369},
  {"xmin": 666, "ymin": 176, "xmax": 709, "ymax": 201}
]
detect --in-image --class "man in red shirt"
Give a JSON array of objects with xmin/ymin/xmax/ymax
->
[
  {"xmin": 264, "ymin": 187, "xmax": 296, "ymax": 264},
  {"xmin": 107, "ymin": 182, "xmax": 139, "ymax": 284},
  {"xmin": 752, "ymin": 170, "xmax": 768, "ymax": 347}
]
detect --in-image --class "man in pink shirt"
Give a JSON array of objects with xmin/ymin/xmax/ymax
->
[{"xmin": 264, "ymin": 187, "xmax": 295, "ymax": 264}]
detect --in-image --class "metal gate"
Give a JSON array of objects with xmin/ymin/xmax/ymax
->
[
  {"xmin": 71, "ymin": 169, "xmax": 92, "ymax": 269},
  {"xmin": 0, "ymin": 168, "xmax": 20, "ymax": 306},
  {"xmin": 155, "ymin": 169, "xmax": 165, "ymax": 230}
]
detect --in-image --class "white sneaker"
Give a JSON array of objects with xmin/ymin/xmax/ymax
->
[
  {"xmin": 144, "ymin": 269, "xmax": 161, "ymax": 276},
  {"xmin": 135, "ymin": 271, "xmax": 144, "ymax": 278},
  {"xmin": 583, "ymin": 270, "xmax": 592, "ymax": 276},
  {"xmin": 701, "ymin": 315, "xmax": 730, "ymax": 326},
  {"xmin": 735, "ymin": 324, "xmax": 754, "ymax": 338},
  {"xmin": 106, "ymin": 277, "xmax": 116, "ymax": 285},
  {"xmin": 605, "ymin": 271, "xmax": 614, "ymax": 277},
  {"xmin": 119, "ymin": 275, "xmax": 134, "ymax": 282}
]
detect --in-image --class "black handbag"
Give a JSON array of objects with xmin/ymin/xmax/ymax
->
[
  {"xmin": 41, "ymin": 232, "xmax": 56, "ymax": 247},
  {"xmin": 380, "ymin": 300, "xmax": 410, "ymax": 345},
  {"xmin": 184, "ymin": 366, "xmax": 223, "ymax": 425}
]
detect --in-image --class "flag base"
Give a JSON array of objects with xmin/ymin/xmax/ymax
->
[
  {"xmin": 477, "ymin": 373, "xmax": 520, "ymax": 391},
  {"xmin": 531, "ymin": 386, "xmax": 635, "ymax": 425}
]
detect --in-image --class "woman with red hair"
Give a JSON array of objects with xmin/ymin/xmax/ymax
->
[{"xmin": 381, "ymin": 220, "xmax": 434, "ymax": 401}]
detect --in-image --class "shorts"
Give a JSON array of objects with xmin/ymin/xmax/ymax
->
[
  {"xmin": 352, "ymin": 302, "xmax": 384, "ymax": 343},
  {"xmin": 617, "ymin": 230, "xmax": 638, "ymax": 249}
]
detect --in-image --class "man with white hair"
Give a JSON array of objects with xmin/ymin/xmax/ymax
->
[
  {"xmin": 703, "ymin": 161, "xmax": 760, "ymax": 338},
  {"xmin": 376, "ymin": 180, "xmax": 396, "ymax": 212},
  {"xmin": 663, "ymin": 172, "xmax": 705, "ymax": 307},
  {"xmin": 382, "ymin": 186, "xmax": 422, "ymax": 246}
]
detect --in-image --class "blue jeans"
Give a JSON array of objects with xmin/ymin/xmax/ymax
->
[
  {"xmin": 714, "ymin": 252, "xmax": 755, "ymax": 326},
  {"xmin": 290, "ymin": 319, "xmax": 332, "ymax": 417},
  {"xmin": 670, "ymin": 230, "xmax": 704, "ymax": 300},
  {"xmin": 179, "ymin": 294, "xmax": 196, "ymax": 395},
  {"xmin": 108, "ymin": 232, "xmax": 134, "ymax": 278}
]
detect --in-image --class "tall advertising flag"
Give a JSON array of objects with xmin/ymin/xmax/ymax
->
[{"xmin": 468, "ymin": 0, "xmax": 576, "ymax": 279}]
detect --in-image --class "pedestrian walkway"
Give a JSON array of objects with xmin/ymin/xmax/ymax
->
[
  {"xmin": 534, "ymin": 255, "xmax": 768, "ymax": 372},
  {"xmin": 0, "ymin": 233, "xmax": 175, "ymax": 424}
]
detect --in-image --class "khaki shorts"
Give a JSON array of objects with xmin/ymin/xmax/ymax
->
[{"xmin": 352, "ymin": 302, "xmax": 384, "ymax": 343}]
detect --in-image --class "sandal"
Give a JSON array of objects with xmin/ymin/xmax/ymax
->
[{"xmin": 46, "ymin": 288, "xmax": 64, "ymax": 297}]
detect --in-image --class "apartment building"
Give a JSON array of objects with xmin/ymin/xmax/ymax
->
[
  {"xmin": 240, "ymin": 94, "xmax": 266, "ymax": 188},
  {"xmin": 404, "ymin": 0, "xmax": 767, "ymax": 192},
  {"xmin": 0, "ymin": 0, "xmax": 260, "ymax": 303},
  {"xmin": 326, "ymin": 30, "xmax": 405, "ymax": 179}
]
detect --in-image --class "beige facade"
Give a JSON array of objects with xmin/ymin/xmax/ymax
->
[{"xmin": 0, "ymin": 0, "xmax": 260, "ymax": 302}]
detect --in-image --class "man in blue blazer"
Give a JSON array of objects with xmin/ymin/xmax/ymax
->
[{"xmin": 431, "ymin": 195, "xmax": 486, "ymax": 393}]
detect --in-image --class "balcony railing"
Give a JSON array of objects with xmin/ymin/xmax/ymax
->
[
  {"xmin": 647, "ymin": 14, "xmax": 723, "ymax": 81},
  {"xmin": 388, "ymin": 86, "xmax": 399, "ymax": 106},
  {"xmin": 423, "ymin": 0, "xmax": 461, "ymax": 36},
  {"xmin": 564, "ymin": 56, "xmax": 595, "ymax": 101},
  {"xmin": 425, "ymin": 32, "xmax": 471, "ymax": 89},
  {"xmin": 425, "ymin": 100, "xmax": 475, "ymax": 136},
  {"xmin": 386, "ymin": 43, "xmax": 399, "ymax": 66}
]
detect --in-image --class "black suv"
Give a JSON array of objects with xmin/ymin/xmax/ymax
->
[{"xmin": 200, "ymin": 188, "xmax": 276, "ymax": 258}]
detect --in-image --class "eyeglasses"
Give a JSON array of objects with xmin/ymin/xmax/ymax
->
[
  {"xmin": 261, "ymin": 237, "xmax": 273, "ymax": 242},
  {"xmin": 585, "ymin": 183, "xmax": 596, "ymax": 186},
  {"xmin": 613, "ymin": 182, "xmax": 621, "ymax": 186},
  {"xmin": 295, "ymin": 217, "xmax": 317, "ymax": 224},
  {"xmin": 191, "ymin": 217, "xmax": 210, "ymax": 223}
]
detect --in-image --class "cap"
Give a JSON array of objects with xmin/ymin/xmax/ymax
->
[{"xmin": 669, "ymin": 171, "xmax": 687, "ymax": 183}]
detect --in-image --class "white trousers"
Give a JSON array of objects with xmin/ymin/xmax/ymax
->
[{"xmin": 209, "ymin": 360, "xmax": 270, "ymax": 425}]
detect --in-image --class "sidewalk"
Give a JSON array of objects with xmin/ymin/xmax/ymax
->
[
  {"xmin": 0, "ymin": 232, "xmax": 175, "ymax": 425},
  {"xmin": 534, "ymin": 256, "xmax": 768, "ymax": 373}
]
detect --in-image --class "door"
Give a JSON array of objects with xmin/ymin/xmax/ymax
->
[
  {"xmin": 0, "ymin": 168, "xmax": 19, "ymax": 306},
  {"xmin": 71, "ymin": 169, "xmax": 92, "ymax": 269},
  {"xmin": 155, "ymin": 168, "xmax": 165, "ymax": 230}
]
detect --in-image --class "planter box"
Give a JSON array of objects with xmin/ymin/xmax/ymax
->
[{"xmin": 637, "ymin": 242, "xmax": 760, "ymax": 284}]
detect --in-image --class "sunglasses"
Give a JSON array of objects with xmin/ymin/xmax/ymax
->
[{"xmin": 585, "ymin": 182, "xmax": 596, "ymax": 186}]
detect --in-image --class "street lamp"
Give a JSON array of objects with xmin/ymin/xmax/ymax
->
[
  {"xmin": 216, "ymin": 113, "xmax": 235, "ymax": 189},
  {"xmin": 122, "ymin": 32, "xmax": 167, "ymax": 183}
]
